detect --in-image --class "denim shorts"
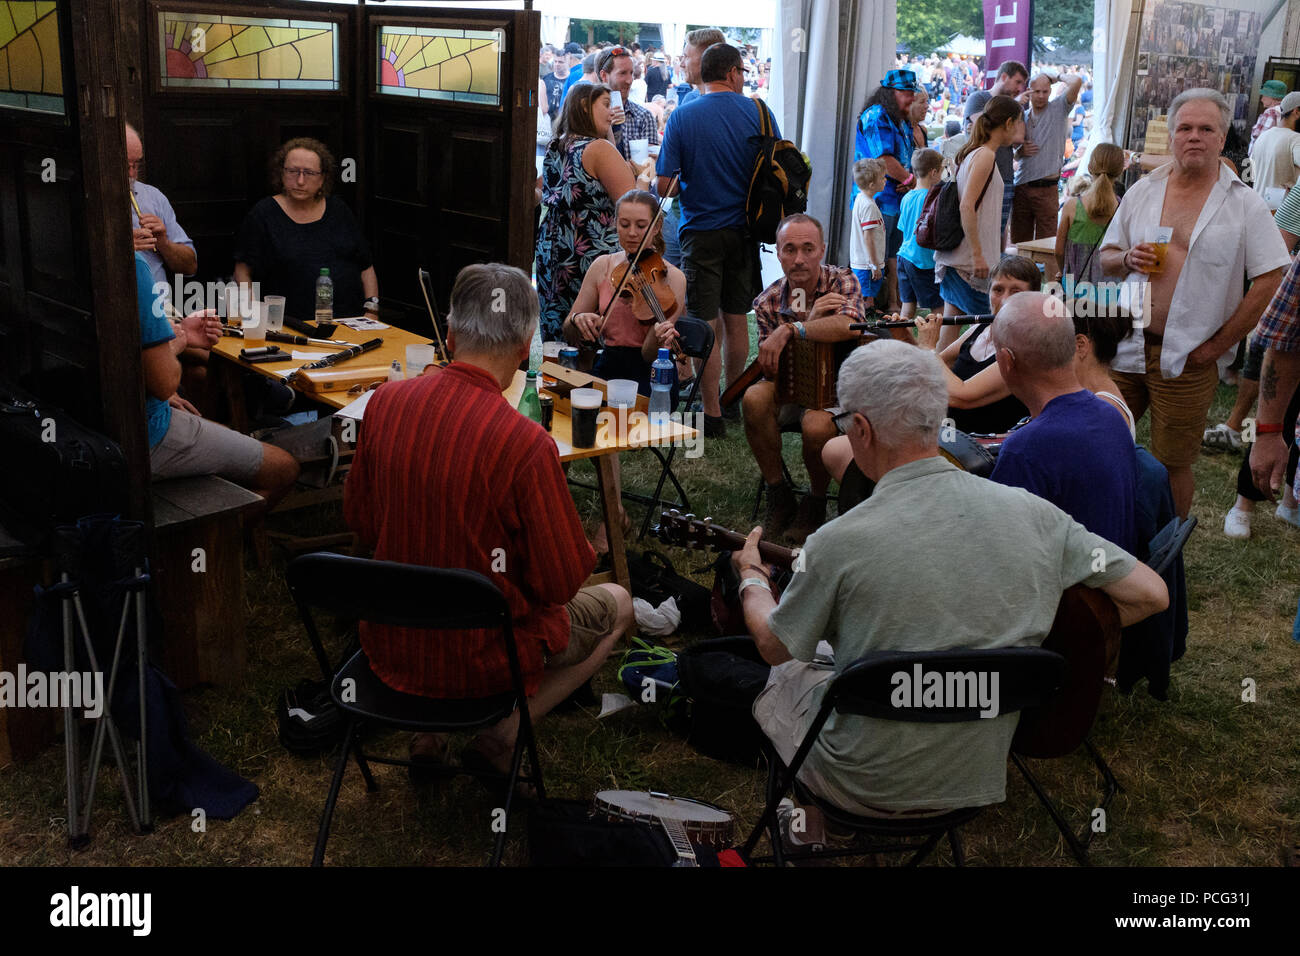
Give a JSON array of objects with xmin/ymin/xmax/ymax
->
[
  {"xmin": 939, "ymin": 268, "xmax": 992, "ymax": 316},
  {"xmin": 898, "ymin": 258, "xmax": 942, "ymax": 309}
]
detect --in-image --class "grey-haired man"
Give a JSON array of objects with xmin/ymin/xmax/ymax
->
[{"xmin": 732, "ymin": 339, "xmax": 1167, "ymax": 818}]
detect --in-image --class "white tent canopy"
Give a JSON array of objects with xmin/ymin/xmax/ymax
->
[
  {"xmin": 934, "ymin": 34, "xmax": 985, "ymax": 56},
  {"xmin": 532, "ymin": 0, "xmax": 776, "ymax": 29}
]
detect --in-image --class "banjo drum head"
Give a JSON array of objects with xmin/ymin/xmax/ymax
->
[{"xmin": 593, "ymin": 790, "xmax": 734, "ymax": 843}]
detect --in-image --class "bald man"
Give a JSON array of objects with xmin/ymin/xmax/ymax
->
[
  {"xmin": 1011, "ymin": 70, "xmax": 1083, "ymax": 243},
  {"xmin": 127, "ymin": 123, "xmax": 196, "ymax": 288},
  {"xmin": 989, "ymin": 292, "xmax": 1138, "ymax": 553}
]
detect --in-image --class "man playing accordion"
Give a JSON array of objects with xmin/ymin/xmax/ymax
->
[{"xmin": 743, "ymin": 214, "xmax": 863, "ymax": 543}]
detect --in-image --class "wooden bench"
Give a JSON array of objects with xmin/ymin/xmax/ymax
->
[{"xmin": 153, "ymin": 476, "xmax": 262, "ymax": 689}]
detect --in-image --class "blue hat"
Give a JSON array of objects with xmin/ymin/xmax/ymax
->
[
  {"xmin": 882, "ymin": 69, "xmax": 918, "ymax": 92},
  {"xmin": 564, "ymin": 42, "xmax": 584, "ymax": 56}
]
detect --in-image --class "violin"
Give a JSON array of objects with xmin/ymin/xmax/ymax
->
[{"xmin": 610, "ymin": 249, "xmax": 680, "ymax": 326}]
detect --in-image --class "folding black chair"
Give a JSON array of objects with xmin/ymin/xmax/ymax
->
[
  {"xmin": 742, "ymin": 647, "xmax": 1065, "ymax": 866},
  {"xmin": 636, "ymin": 316, "xmax": 713, "ymax": 538},
  {"xmin": 286, "ymin": 552, "xmax": 545, "ymax": 867}
]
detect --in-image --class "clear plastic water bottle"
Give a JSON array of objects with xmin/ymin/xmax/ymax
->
[
  {"xmin": 649, "ymin": 348, "xmax": 674, "ymax": 426},
  {"xmin": 388, "ymin": 360, "xmax": 402, "ymax": 382},
  {"xmin": 517, "ymin": 370, "xmax": 544, "ymax": 423},
  {"xmin": 315, "ymin": 268, "xmax": 333, "ymax": 324}
]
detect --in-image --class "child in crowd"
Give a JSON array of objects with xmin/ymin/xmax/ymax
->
[
  {"xmin": 895, "ymin": 148, "xmax": 945, "ymax": 320},
  {"xmin": 1055, "ymin": 143, "xmax": 1124, "ymax": 309},
  {"xmin": 850, "ymin": 158, "xmax": 887, "ymax": 310}
]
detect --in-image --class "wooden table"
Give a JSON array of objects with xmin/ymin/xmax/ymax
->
[
  {"xmin": 209, "ymin": 322, "xmax": 696, "ymax": 595},
  {"xmin": 210, "ymin": 317, "xmax": 434, "ymax": 414},
  {"xmin": 1015, "ymin": 237, "xmax": 1061, "ymax": 282}
]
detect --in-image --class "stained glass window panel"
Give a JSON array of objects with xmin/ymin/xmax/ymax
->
[
  {"xmin": 377, "ymin": 26, "xmax": 501, "ymax": 106},
  {"xmin": 157, "ymin": 12, "xmax": 339, "ymax": 91},
  {"xmin": 0, "ymin": 2, "xmax": 65, "ymax": 114}
]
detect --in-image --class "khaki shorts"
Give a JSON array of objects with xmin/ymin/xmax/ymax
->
[
  {"xmin": 753, "ymin": 660, "xmax": 950, "ymax": 819},
  {"xmin": 548, "ymin": 586, "xmax": 619, "ymax": 668},
  {"xmin": 776, "ymin": 403, "xmax": 848, "ymax": 434},
  {"xmin": 1113, "ymin": 340, "xmax": 1220, "ymax": 468},
  {"xmin": 150, "ymin": 408, "xmax": 266, "ymax": 483}
]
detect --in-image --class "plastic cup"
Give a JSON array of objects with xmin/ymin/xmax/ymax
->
[
  {"xmin": 1144, "ymin": 225, "xmax": 1172, "ymax": 275},
  {"xmin": 570, "ymin": 388, "xmax": 603, "ymax": 448},
  {"xmin": 630, "ymin": 139, "xmax": 650, "ymax": 164},
  {"xmin": 263, "ymin": 295, "xmax": 286, "ymax": 333},
  {"xmin": 542, "ymin": 341, "xmax": 563, "ymax": 361},
  {"xmin": 405, "ymin": 343, "xmax": 438, "ymax": 379},
  {"xmin": 606, "ymin": 378, "xmax": 638, "ymax": 408},
  {"xmin": 242, "ymin": 302, "xmax": 265, "ymax": 347}
]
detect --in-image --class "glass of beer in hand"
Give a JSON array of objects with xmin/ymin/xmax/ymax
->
[{"xmin": 1145, "ymin": 226, "xmax": 1173, "ymax": 275}]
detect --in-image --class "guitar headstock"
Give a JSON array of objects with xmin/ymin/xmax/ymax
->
[{"xmin": 652, "ymin": 509, "xmax": 727, "ymax": 553}]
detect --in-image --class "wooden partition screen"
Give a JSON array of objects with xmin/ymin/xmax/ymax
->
[{"xmin": 138, "ymin": 0, "xmax": 540, "ymax": 332}]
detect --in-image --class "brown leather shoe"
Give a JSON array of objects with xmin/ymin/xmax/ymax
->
[
  {"xmin": 787, "ymin": 495, "xmax": 827, "ymax": 545},
  {"xmin": 764, "ymin": 481, "xmax": 798, "ymax": 538}
]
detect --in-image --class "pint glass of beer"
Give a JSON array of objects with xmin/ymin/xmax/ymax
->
[{"xmin": 1145, "ymin": 226, "xmax": 1173, "ymax": 275}]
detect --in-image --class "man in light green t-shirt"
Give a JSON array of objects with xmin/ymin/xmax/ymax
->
[{"xmin": 732, "ymin": 340, "xmax": 1168, "ymax": 817}]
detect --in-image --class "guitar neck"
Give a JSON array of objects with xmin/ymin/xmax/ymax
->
[{"xmin": 707, "ymin": 527, "xmax": 797, "ymax": 568}]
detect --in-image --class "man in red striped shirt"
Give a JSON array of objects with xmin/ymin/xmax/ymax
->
[{"xmin": 345, "ymin": 263, "xmax": 632, "ymax": 774}]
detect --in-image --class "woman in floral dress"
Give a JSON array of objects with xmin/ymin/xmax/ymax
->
[{"xmin": 535, "ymin": 83, "xmax": 642, "ymax": 341}]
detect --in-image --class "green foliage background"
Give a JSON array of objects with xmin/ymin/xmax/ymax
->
[{"xmin": 897, "ymin": 0, "xmax": 1096, "ymax": 56}]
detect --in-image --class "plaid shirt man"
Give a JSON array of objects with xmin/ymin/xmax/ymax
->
[
  {"xmin": 613, "ymin": 99, "xmax": 659, "ymax": 161},
  {"xmin": 1251, "ymin": 105, "xmax": 1281, "ymax": 155},
  {"xmin": 1256, "ymin": 253, "xmax": 1300, "ymax": 353},
  {"xmin": 753, "ymin": 264, "xmax": 863, "ymax": 342}
]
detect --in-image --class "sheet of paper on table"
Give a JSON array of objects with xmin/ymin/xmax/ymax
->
[
  {"xmin": 336, "ymin": 316, "xmax": 389, "ymax": 331},
  {"xmin": 335, "ymin": 388, "xmax": 374, "ymax": 421}
]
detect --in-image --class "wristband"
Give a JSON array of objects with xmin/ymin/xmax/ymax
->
[
  {"xmin": 1255, "ymin": 422, "xmax": 1285, "ymax": 434},
  {"xmin": 363, "ymin": 296, "xmax": 380, "ymax": 313},
  {"xmin": 794, "ymin": 321, "xmax": 807, "ymax": 339},
  {"xmin": 738, "ymin": 577, "xmax": 772, "ymax": 597}
]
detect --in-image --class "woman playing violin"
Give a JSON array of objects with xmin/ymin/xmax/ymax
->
[{"xmin": 563, "ymin": 189, "xmax": 686, "ymax": 399}]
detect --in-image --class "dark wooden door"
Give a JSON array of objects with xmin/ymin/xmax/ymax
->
[{"xmin": 365, "ymin": 7, "xmax": 540, "ymax": 332}]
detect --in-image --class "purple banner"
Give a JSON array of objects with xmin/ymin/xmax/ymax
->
[{"xmin": 983, "ymin": 0, "xmax": 1035, "ymax": 87}]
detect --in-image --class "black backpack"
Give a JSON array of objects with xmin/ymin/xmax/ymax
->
[
  {"xmin": 915, "ymin": 159, "xmax": 995, "ymax": 252},
  {"xmin": 746, "ymin": 98, "xmax": 811, "ymax": 243}
]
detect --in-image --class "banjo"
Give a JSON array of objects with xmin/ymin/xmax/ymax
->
[{"xmin": 592, "ymin": 790, "xmax": 735, "ymax": 867}]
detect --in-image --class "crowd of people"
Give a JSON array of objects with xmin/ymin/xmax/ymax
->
[{"xmin": 126, "ymin": 34, "xmax": 1300, "ymax": 847}]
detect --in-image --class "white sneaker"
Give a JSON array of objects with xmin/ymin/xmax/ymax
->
[
  {"xmin": 1277, "ymin": 504, "xmax": 1300, "ymax": 528},
  {"xmin": 1202, "ymin": 423, "xmax": 1243, "ymax": 453},
  {"xmin": 1224, "ymin": 508, "xmax": 1253, "ymax": 539}
]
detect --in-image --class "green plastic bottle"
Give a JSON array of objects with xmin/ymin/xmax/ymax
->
[{"xmin": 517, "ymin": 370, "xmax": 544, "ymax": 423}]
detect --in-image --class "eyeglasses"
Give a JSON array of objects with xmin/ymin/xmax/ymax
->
[
  {"xmin": 599, "ymin": 46, "xmax": 630, "ymax": 71},
  {"xmin": 283, "ymin": 167, "xmax": 323, "ymax": 180},
  {"xmin": 831, "ymin": 408, "xmax": 861, "ymax": 431},
  {"xmin": 127, "ymin": 159, "xmax": 145, "ymax": 172}
]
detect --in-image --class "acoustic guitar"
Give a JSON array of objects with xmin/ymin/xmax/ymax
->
[{"xmin": 651, "ymin": 510, "xmax": 1121, "ymax": 758}]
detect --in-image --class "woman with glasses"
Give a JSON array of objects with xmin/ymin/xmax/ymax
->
[{"xmin": 234, "ymin": 138, "xmax": 378, "ymax": 324}]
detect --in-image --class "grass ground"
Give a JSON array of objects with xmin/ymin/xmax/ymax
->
[{"xmin": 1, "ymin": 335, "xmax": 1297, "ymax": 867}]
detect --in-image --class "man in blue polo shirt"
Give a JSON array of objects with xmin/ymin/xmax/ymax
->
[
  {"xmin": 989, "ymin": 292, "xmax": 1137, "ymax": 553},
  {"xmin": 855, "ymin": 69, "xmax": 918, "ymax": 311},
  {"xmin": 654, "ymin": 41, "xmax": 773, "ymax": 439}
]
